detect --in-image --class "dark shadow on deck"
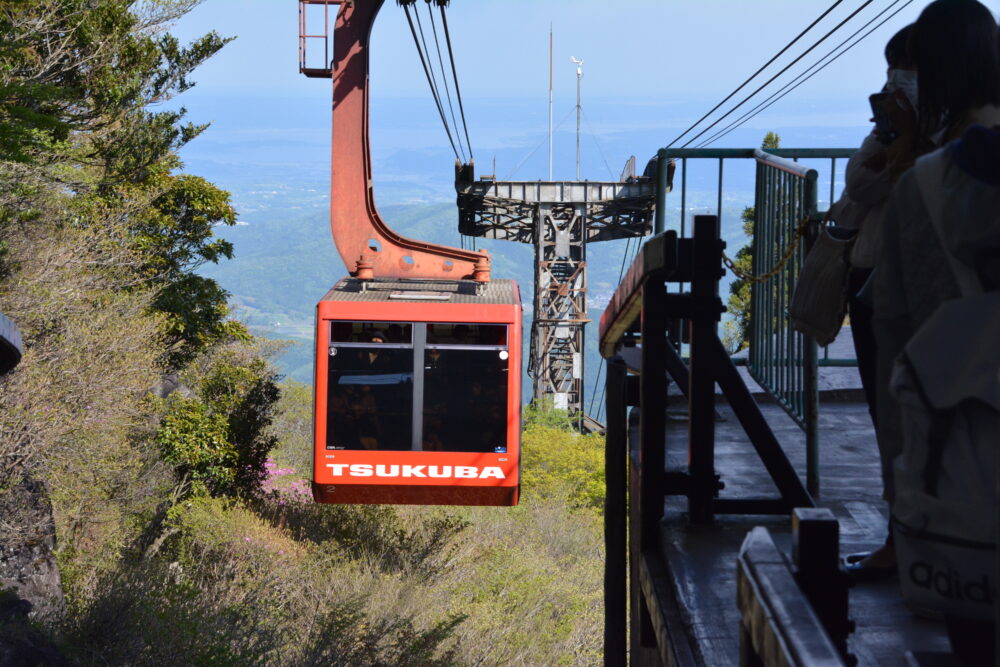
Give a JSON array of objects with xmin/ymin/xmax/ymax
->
[
  {"xmin": 598, "ymin": 207, "xmax": 956, "ymax": 665},
  {"xmin": 657, "ymin": 400, "xmax": 951, "ymax": 665}
]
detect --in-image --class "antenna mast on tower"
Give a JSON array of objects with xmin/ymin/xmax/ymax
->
[
  {"xmin": 570, "ymin": 56, "xmax": 583, "ymax": 181},
  {"xmin": 548, "ymin": 24, "xmax": 553, "ymax": 181}
]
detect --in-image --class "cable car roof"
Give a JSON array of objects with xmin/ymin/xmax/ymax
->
[{"xmin": 321, "ymin": 278, "xmax": 520, "ymax": 306}]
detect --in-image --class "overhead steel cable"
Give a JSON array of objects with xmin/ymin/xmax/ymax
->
[
  {"xmin": 581, "ymin": 107, "xmax": 617, "ymax": 180},
  {"xmin": 665, "ymin": 0, "xmax": 847, "ymax": 149},
  {"xmin": 503, "ymin": 105, "xmax": 575, "ymax": 180},
  {"xmin": 679, "ymin": 0, "xmax": 876, "ymax": 149},
  {"xmin": 588, "ymin": 235, "xmax": 634, "ymax": 418},
  {"xmin": 402, "ymin": 2, "xmax": 462, "ymax": 161},
  {"xmin": 438, "ymin": 3, "xmax": 474, "ymax": 162},
  {"xmin": 413, "ymin": 8, "xmax": 465, "ymax": 161},
  {"xmin": 697, "ymin": 0, "xmax": 914, "ymax": 148},
  {"xmin": 413, "ymin": 5, "xmax": 465, "ymax": 161},
  {"xmin": 426, "ymin": 2, "xmax": 468, "ymax": 162}
]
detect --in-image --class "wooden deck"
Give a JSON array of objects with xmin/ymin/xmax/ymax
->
[{"xmin": 656, "ymin": 399, "xmax": 953, "ymax": 665}]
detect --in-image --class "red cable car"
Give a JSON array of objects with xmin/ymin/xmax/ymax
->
[{"xmin": 303, "ymin": 0, "xmax": 522, "ymax": 506}]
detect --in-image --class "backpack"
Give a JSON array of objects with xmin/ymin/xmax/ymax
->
[{"xmin": 891, "ymin": 149, "xmax": 1000, "ymax": 621}]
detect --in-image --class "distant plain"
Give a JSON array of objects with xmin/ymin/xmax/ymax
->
[{"xmin": 184, "ymin": 94, "xmax": 869, "ymax": 417}]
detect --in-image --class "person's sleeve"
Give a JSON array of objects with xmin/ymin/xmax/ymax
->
[
  {"xmin": 872, "ymin": 173, "xmax": 918, "ymax": 352},
  {"xmin": 844, "ymin": 132, "xmax": 891, "ymax": 206},
  {"xmin": 871, "ymin": 172, "xmax": 920, "ymax": 483}
]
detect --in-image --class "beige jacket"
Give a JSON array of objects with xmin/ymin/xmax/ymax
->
[{"xmin": 828, "ymin": 132, "xmax": 890, "ymax": 268}]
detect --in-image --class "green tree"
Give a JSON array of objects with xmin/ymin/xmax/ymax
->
[
  {"xmin": 1, "ymin": 0, "xmax": 237, "ymax": 362},
  {"xmin": 523, "ymin": 397, "xmax": 576, "ymax": 431},
  {"xmin": 0, "ymin": 0, "xmax": 227, "ymax": 167},
  {"xmin": 139, "ymin": 173, "xmax": 242, "ymax": 366},
  {"xmin": 0, "ymin": 0, "xmax": 282, "ymax": 606},
  {"xmin": 158, "ymin": 344, "xmax": 280, "ymax": 498}
]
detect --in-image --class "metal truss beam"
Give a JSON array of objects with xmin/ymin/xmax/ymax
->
[{"xmin": 456, "ymin": 166, "xmax": 655, "ymax": 420}]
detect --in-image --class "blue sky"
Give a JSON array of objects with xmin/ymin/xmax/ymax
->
[
  {"xmin": 167, "ymin": 0, "xmax": 995, "ymax": 165},
  {"xmin": 166, "ymin": 0, "xmax": 1000, "ymax": 194},
  {"xmin": 173, "ymin": 0, "xmax": 934, "ymax": 100},
  {"xmin": 170, "ymin": 0, "xmax": 998, "ymax": 392}
]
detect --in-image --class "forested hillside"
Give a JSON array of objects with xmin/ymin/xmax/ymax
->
[{"xmin": 0, "ymin": 2, "xmax": 604, "ymax": 663}]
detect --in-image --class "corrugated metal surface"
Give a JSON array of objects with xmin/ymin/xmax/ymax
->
[{"xmin": 320, "ymin": 278, "xmax": 519, "ymax": 305}]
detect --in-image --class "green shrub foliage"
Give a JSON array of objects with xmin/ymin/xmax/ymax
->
[
  {"xmin": 0, "ymin": 2, "xmax": 607, "ymax": 663},
  {"xmin": 157, "ymin": 348, "xmax": 280, "ymax": 498}
]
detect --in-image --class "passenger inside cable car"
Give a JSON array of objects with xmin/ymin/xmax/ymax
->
[{"xmin": 326, "ymin": 321, "xmax": 509, "ymax": 454}]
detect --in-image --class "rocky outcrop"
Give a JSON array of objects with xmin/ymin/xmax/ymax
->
[
  {"xmin": 151, "ymin": 372, "xmax": 193, "ymax": 399},
  {"xmin": 0, "ymin": 477, "xmax": 63, "ymax": 618}
]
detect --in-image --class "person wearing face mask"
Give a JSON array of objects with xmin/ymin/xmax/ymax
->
[
  {"xmin": 871, "ymin": 3, "xmax": 1000, "ymax": 655},
  {"xmin": 861, "ymin": 0, "xmax": 1000, "ymax": 585},
  {"xmin": 834, "ymin": 24, "xmax": 916, "ymax": 579}
]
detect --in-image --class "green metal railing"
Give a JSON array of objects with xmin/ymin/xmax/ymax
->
[
  {"xmin": 750, "ymin": 149, "xmax": 820, "ymax": 491},
  {"xmin": 656, "ymin": 147, "xmax": 855, "ymax": 496}
]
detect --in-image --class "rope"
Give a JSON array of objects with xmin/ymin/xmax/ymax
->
[
  {"xmin": 403, "ymin": 3, "xmax": 461, "ymax": 160},
  {"xmin": 679, "ymin": 0, "xmax": 876, "ymax": 149},
  {"xmin": 697, "ymin": 0, "xmax": 914, "ymax": 148},
  {"xmin": 665, "ymin": 0, "xmax": 846, "ymax": 149},
  {"xmin": 439, "ymin": 4, "xmax": 474, "ymax": 161}
]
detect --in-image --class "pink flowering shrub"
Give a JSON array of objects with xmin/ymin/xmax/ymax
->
[{"xmin": 260, "ymin": 457, "xmax": 312, "ymax": 505}]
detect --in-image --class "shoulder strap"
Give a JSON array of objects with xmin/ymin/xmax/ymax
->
[{"xmin": 913, "ymin": 150, "xmax": 984, "ymax": 296}]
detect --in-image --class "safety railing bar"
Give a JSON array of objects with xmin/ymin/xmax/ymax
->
[
  {"xmin": 680, "ymin": 158, "xmax": 687, "ymax": 238},
  {"xmin": 660, "ymin": 148, "xmax": 855, "ymax": 159},
  {"xmin": 717, "ymin": 158, "xmax": 724, "ymax": 232},
  {"xmin": 754, "ymin": 148, "xmax": 818, "ymax": 181}
]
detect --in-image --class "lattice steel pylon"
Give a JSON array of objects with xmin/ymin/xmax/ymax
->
[{"xmin": 456, "ymin": 159, "xmax": 655, "ymax": 426}]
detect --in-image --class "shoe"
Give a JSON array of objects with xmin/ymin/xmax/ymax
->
[{"xmin": 842, "ymin": 551, "xmax": 897, "ymax": 581}]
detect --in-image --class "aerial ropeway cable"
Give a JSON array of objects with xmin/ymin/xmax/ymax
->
[
  {"xmin": 399, "ymin": 0, "xmax": 473, "ymax": 164},
  {"xmin": 425, "ymin": 2, "xmax": 468, "ymax": 162},
  {"xmin": 438, "ymin": 3, "xmax": 473, "ymax": 161},
  {"xmin": 402, "ymin": 1, "xmax": 462, "ymax": 160},
  {"xmin": 697, "ymin": 0, "xmax": 915, "ymax": 148},
  {"xmin": 678, "ymin": 0, "xmax": 876, "ymax": 149},
  {"xmin": 664, "ymin": 0, "xmax": 847, "ymax": 149}
]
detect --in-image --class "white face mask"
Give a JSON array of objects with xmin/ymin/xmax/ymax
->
[{"xmin": 886, "ymin": 68, "xmax": 918, "ymax": 111}]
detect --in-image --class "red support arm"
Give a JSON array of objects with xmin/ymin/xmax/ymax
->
[{"xmin": 330, "ymin": 0, "xmax": 490, "ymax": 281}]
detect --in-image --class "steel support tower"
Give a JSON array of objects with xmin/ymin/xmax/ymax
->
[{"xmin": 456, "ymin": 159, "xmax": 655, "ymax": 423}]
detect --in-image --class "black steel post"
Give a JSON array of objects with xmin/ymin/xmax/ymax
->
[
  {"xmin": 791, "ymin": 508, "xmax": 854, "ymax": 662},
  {"xmin": 655, "ymin": 148, "xmax": 668, "ymax": 235},
  {"xmin": 603, "ymin": 357, "xmax": 627, "ymax": 664},
  {"xmin": 639, "ymin": 282, "xmax": 667, "ymax": 546},
  {"xmin": 688, "ymin": 215, "xmax": 721, "ymax": 524}
]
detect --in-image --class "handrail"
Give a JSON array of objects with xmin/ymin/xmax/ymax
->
[
  {"xmin": 749, "ymin": 151, "xmax": 821, "ymax": 493},
  {"xmin": 659, "ymin": 148, "xmax": 855, "ymax": 159},
  {"xmin": 753, "ymin": 148, "xmax": 819, "ymax": 182},
  {"xmin": 737, "ymin": 527, "xmax": 848, "ymax": 667}
]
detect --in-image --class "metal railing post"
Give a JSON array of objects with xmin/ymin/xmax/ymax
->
[
  {"xmin": 655, "ymin": 147, "xmax": 852, "ymax": 500},
  {"xmin": 654, "ymin": 148, "xmax": 668, "ymax": 235},
  {"xmin": 640, "ymin": 282, "xmax": 667, "ymax": 545},
  {"xmin": 604, "ymin": 356, "xmax": 628, "ymax": 663},
  {"xmin": 688, "ymin": 215, "xmax": 722, "ymax": 524},
  {"xmin": 802, "ymin": 173, "xmax": 820, "ymax": 497}
]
